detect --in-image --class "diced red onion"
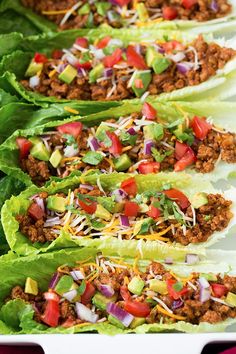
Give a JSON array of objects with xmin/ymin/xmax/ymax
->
[
  {"xmin": 29, "ymin": 75, "xmax": 40, "ymax": 89},
  {"xmin": 89, "ymin": 137, "xmax": 100, "ymax": 151},
  {"xmin": 153, "ymin": 44, "xmax": 165, "ymax": 54},
  {"xmin": 64, "ymin": 145, "xmax": 79, "ymax": 157},
  {"xmin": 76, "ymin": 303, "xmax": 99, "ymax": 323},
  {"xmin": 172, "ymin": 299, "xmax": 184, "ymax": 310},
  {"xmin": 127, "ymin": 127, "xmax": 136, "ymax": 135},
  {"xmin": 44, "ymin": 217, "xmax": 61, "ymax": 228},
  {"xmin": 99, "ymin": 285, "xmax": 115, "ymax": 298},
  {"xmin": 112, "ymin": 189, "xmax": 127, "ymax": 202},
  {"xmin": 144, "ymin": 140, "xmax": 155, "ymax": 155},
  {"xmin": 185, "ymin": 254, "xmax": 199, "ymax": 265},
  {"xmin": 63, "ymin": 289, "xmax": 77, "ymax": 302},
  {"xmin": 164, "ymin": 257, "xmax": 173, "ymax": 265},
  {"xmin": 176, "ymin": 62, "xmax": 194, "ymax": 74},
  {"xmin": 104, "ymin": 68, "xmax": 113, "ymax": 78},
  {"xmin": 93, "ymin": 48, "xmax": 106, "ymax": 60},
  {"xmin": 168, "ymin": 52, "xmax": 185, "ymax": 63},
  {"xmin": 135, "ymin": 44, "xmax": 141, "ymax": 55},
  {"xmin": 49, "ymin": 272, "xmax": 60, "ymax": 289},
  {"xmin": 44, "ymin": 291, "xmax": 59, "ymax": 301},
  {"xmin": 199, "ymin": 287, "xmax": 211, "ymax": 303},
  {"xmin": 70, "ymin": 270, "xmax": 85, "ymax": 281},
  {"xmin": 57, "ymin": 63, "xmax": 67, "ymax": 73},
  {"xmin": 64, "ymin": 54, "xmax": 79, "ymax": 67},
  {"xmin": 106, "ymin": 302, "xmax": 134, "ymax": 327},
  {"xmin": 210, "ymin": 0, "xmax": 218, "ymax": 12},
  {"xmin": 119, "ymin": 215, "xmax": 130, "ymax": 227},
  {"xmin": 198, "ymin": 277, "xmax": 210, "ymax": 289},
  {"xmin": 77, "ymin": 67, "xmax": 87, "ymax": 77},
  {"xmin": 34, "ymin": 197, "xmax": 45, "ymax": 213}
]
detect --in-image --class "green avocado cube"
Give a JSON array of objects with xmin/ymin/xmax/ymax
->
[
  {"xmin": 108, "ymin": 314, "xmax": 125, "ymax": 329},
  {"xmin": 78, "ymin": 3, "xmax": 90, "ymax": 15},
  {"xmin": 28, "ymin": 137, "xmax": 41, "ymax": 145},
  {"xmin": 25, "ymin": 61, "xmax": 43, "ymax": 77},
  {"xmin": 146, "ymin": 47, "xmax": 157, "ymax": 67},
  {"xmin": 47, "ymin": 195, "xmax": 66, "ymax": 213},
  {"xmin": 113, "ymin": 154, "xmax": 132, "ymax": 172},
  {"xmin": 199, "ymin": 273, "xmax": 217, "ymax": 281},
  {"xmin": 95, "ymin": 204, "xmax": 112, "ymax": 221},
  {"xmin": 30, "ymin": 142, "xmax": 50, "ymax": 161},
  {"xmin": 95, "ymin": 2, "xmax": 111, "ymax": 16},
  {"xmin": 130, "ymin": 317, "xmax": 146, "ymax": 329},
  {"xmin": 131, "ymin": 70, "xmax": 152, "ymax": 98},
  {"xmin": 89, "ymin": 63, "xmax": 104, "ymax": 83},
  {"xmin": 226, "ymin": 292, "xmax": 236, "ymax": 307},
  {"xmin": 25, "ymin": 277, "xmax": 38, "ymax": 295},
  {"xmin": 137, "ymin": 3, "xmax": 149, "ymax": 22},
  {"xmin": 143, "ymin": 123, "xmax": 164, "ymax": 141},
  {"xmin": 55, "ymin": 275, "xmax": 74, "ymax": 296},
  {"xmin": 128, "ymin": 276, "xmax": 145, "ymax": 295},
  {"xmin": 191, "ymin": 193, "xmax": 208, "ymax": 209},
  {"xmin": 152, "ymin": 54, "xmax": 171, "ymax": 74},
  {"xmin": 92, "ymin": 292, "xmax": 117, "ymax": 311},
  {"xmin": 149, "ymin": 279, "xmax": 168, "ymax": 295},
  {"xmin": 49, "ymin": 149, "xmax": 63, "ymax": 168},
  {"xmin": 59, "ymin": 65, "xmax": 77, "ymax": 84}
]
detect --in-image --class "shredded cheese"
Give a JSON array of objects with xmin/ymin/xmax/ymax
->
[
  {"xmin": 64, "ymin": 106, "xmax": 80, "ymax": 115},
  {"xmin": 156, "ymin": 305, "xmax": 186, "ymax": 321}
]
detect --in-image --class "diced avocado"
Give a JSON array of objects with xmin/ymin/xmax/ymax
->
[
  {"xmin": 25, "ymin": 61, "xmax": 43, "ymax": 77},
  {"xmin": 95, "ymin": 204, "xmax": 112, "ymax": 221},
  {"xmin": 149, "ymin": 279, "xmax": 168, "ymax": 295},
  {"xmin": 137, "ymin": 3, "xmax": 149, "ymax": 22},
  {"xmin": 78, "ymin": 3, "xmax": 90, "ymax": 15},
  {"xmin": 47, "ymin": 195, "xmax": 66, "ymax": 213},
  {"xmin": 49, "ymin": 149, "xmax": 63, "ymax": 168},
  {"xmin": 25, "ymin": 277, "xmax": 38, "ymax": 295},
  {"xmin": 143, "ymin": 123, "xmax": 164, "ymax": 141},
  {"xmin": 92, "ymin": 292, "xmax": 117, "ymax": 311},
  {"xmin": 108, "ymin": 314, "xmax": 125, "ymax": 329},
  {"xmin": 146, "ymin": 47, "xmax": 157, "ymax": 67},
  {"xmin": 130, "ymin": 317, "xmax": 146, "ymax": 329},
  {"xmin": 200, "ymin": 273, "xmax": 218, "ymax": 281},
  {"xmin": 128, "ymin": 276, "xmax": 145, "ymax": 295},
  {"xmin": 113, "ymin": 154, "xmax": 132, "ymax": 172},
  {"xmin": 132, "ymin": 70, "xmax": 152, "ymax": 98},
  {"xmin": 58, "ymin": 65, "xmax": 77, "ymax": 84},
  {"xmin": 55, "ymin": 275, "xmax": 74, "ymax": 296},
  {"xmin": 30, "ymin": 142, "xmax": 50, "ymax": 161},
  {"xmin": 95, "ymin": 2, "xmax": 111, "ymax": 16},
  {"xmin": 226, "ymin": 292, "xmax": 236, "ymax": 307},
  {"xmin": 28, "ymin": 137, "xmax": 41, "ymax": 145},
  {"xmin": 152, "ymin": 54, "xmax": 171, "ymax": 74},
  {"xmin": 192, "ymin": 193, "xmax": 208, "ymax": 209},
  {"xmin": 89, "ymin": 63, "xmax": 104, "ymax": 83},
  {"xmin": 133, "ymin": 217, "xmax": 153, "ymax": 235}
]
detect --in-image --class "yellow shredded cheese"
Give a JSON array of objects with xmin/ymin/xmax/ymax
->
[
  {"xmin": 122, "ymin": 146, "xmax": 133, "ymax": 152},
  {"xmin": 156, "ymin": 305, "xmax": 186, "ymax": 321},
  {"xmin": 64, "ymin": 106, "xmax": 80, "ymax": 115},
  {"xmin": 136, "ymin": 226, "xmax": 172, "ymax": 241},
  {"xmin": 136, "ymin": 18, "xmax": 163, "ymax": 26},
  {"xmin": 170, "ymin": 272, "xmax": 193, "ymax": 284},
  {"xmin": 57, "ymin": 265, "xmax": 70, "ymax": 274},
  {"xmin": 48, "ymin": 69, "xmax": 57, "ymax": 78},
  {"xmin": 41, "ymin": 9, "xmax": 77, "ymax": 15}
]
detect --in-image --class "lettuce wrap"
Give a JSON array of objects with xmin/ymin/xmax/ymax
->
[
  {"xmin": 0, "ymin": 100, "xmax": 235, "ymax": 188},
  {"xmin": 0, "ymin": 29, "xmax": 236, "ymax": 108},
  {"xmin": 2, "ymin": 173, "xmax": 236, "ymax": 257},
  {"xmin": 1, "ymin": 247, "xmax": 236, "ymax": 334},
  {"xmin": 0, "ymin": 0, "xmax": 236, "ymax": 35}
]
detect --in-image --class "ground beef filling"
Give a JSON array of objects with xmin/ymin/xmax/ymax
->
[
  {"xmin": 20, "ymin": 36, "xmax": 236, "ymax": 101},
  {"xmin": 21, "ymin": 0, "xmax": 232, "ymax": 29},
  {"xmin": 8, "ymin": 261, "xmax": 236, "ymax": 326}
]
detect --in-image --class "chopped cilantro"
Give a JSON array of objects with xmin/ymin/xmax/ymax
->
[
  {"xmin": 91, "ymin": 219, "xmax": 106, "ymax": 230},
  {"xmin": 63, "ymin": 134, "xmax": 77, "ymax": 148},
  {"xmin": 204, "ymin": 215, "xmax": 211, "ymax": 221},
  {"xmin": 82, "ymin": 151, "xmax": 104, "ymax": 165},
  {"xmin": 77, "ymin": 280, "xmax": 86, "ymax": 295},
  {"xmin": 138, "ymin": 218, "xmax": 154, "ymax": 234},
  {"xmin": 120, "ymin": 131, "xmax": 137, "ymax": 146},
  {"xmin": 151, "ymin": 147, "xmax": 173, "ymax": 163},
  {"xmin": 166, "ymin": 118, "xmax": 185, "ymax": 129},
  {"xmin": 96, "ymin": 124, "xmax": 113, "ymax": 147}
]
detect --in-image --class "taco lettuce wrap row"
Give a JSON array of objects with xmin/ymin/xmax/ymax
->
[
  {"xmin": 1, "ymin": 248, "xmax": 236, "ymax": 334},
  {"xmin": 1, "ymin": 29, "xmax": 236, "ymax": 106},
  {"xmin": 2, "ymin": 100, "xmax": 235, "ymax": 187},
  {"xmin": 2, "ymin": 173, "xmax": 235, "ymax": 256}
]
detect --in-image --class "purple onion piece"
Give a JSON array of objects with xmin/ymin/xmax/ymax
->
[
  {"xmin": 119, "ymin": 215, "xmax": 130, "ymax": 227},
  {"xmin": 164, "ymin": 257, "xmax": 174, "ymax": 265},
  {"xmin": 104, "ymin": 68, "xmax": 113, "ymax": 78},
  {"xmin": 185, "ymin": 254, "xmax": 199, "ymax": 265},
  {"xmin": 135, "ymin": 44, "xmax": 141, "ymax": 55},
  {"xmin": 79, "ymin": 184, "xmax": 94, "ymax": 191},
  {"xmin": 34, "ymin": 197, "xmax": 45, "ymax": 213},
  {"xmin": 210, "ymin": 0, "xmax": 218, "ymax": 12},
  {"xmin": 90, "ymin": 137, "xmax": 100, "ymax": 151},
  {"xmin": 172, "ymin": 299, "xmax": 184, "ymax": 310},
  {"xmin": 198, "ymin": 277, "xmax": 210, "ymax": 289},
  {"xmin": 112, "ymin": 188, "xmax": 128, "ymax": 202},
  {"xmin": 176, "ymin": 62, "xmax": 193, "ymax": 74},
  {"xmin": 70, "ymin": 270, "xmax": 85, "ymax": 280},
  {"xmin": 76, "ymin": 303, "xmax": 99, "ymax": 323},
  {"xmin": 49, "ymin": 272, "xmax": 60, "ymax": 289},
  {"xmin": 99, "ymin": 284, "xmax": 115, "ymax": 298},
  {"xmin": 127, "ymin": 127, "xmax": 136, "ymax": 136},
  {"xmin": 144, "ymin": 139, "xmax": 155, "ymax": 155},
  {"xmin": 199, "ymin": 287, "xmax": 211, "ymax": 303},
  {"xmin": 107, "ymin": 302, "xmax": 134, "ymax": 327}
]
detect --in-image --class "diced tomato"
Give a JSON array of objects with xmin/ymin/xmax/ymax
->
[
  {"xmin": 211, "ymin": 283, "xmax": 228, "ymax": 298},
  {"xmin": 164, "ymin": 188, "xmax": 190, "ymax": 210},
  {"xmin": 142, "ymin": 102, "xmax": 157, "ymax": 120},
  {"xmin": 75, "ymin": 61, "xmax": 92, "ymax": 70},
  {"xmin": 103, "ymin": 48, "xmax": 123, "ymax": 68},
  {"xmin": 28, "ymin": 203, "xmax": 44, "ymax": 221},
  {"xmin": 97, "ymin": 36, "xmax": 111, "ymax": 49},
  {"xmin": 167, "ymin": 279, "xmax": 189, "ymax": 300},
  {"xmin": 126, "ymin": 45, "xmax": 147, "ymax": 70},
  {"xmin": 107, "ymin": 131, "xmax": 123, "ymax": 156},
  {"xmin": 75, "ymin": 37, "xmax": 89, "ymax": 48},
  {"xmin": 121, "ymin": 177, "xmax": 137, "ymax": 196},
  {"xmin": 182, "ymin": 0, "xmax": 198, "ymax": 9},
  {"xmin": 124, "ymin": 301, "xmax": 151, "ymax": 317},
  {"xmin": 41, "ymin": 292, "xmax": 60, "ymax": 327},
  {"xmin": 138, "ymin": 161, "xmax": 160, "ymax": 174},
  {"xmin": 16, "ymin": 137, "xmax": 32, "ymax": 159},
  {"xmin": 124, "ymin": 201, "xmax": 140, "ymax": 217},
  {"xmin": 52, "ymin": 49, "xmax": 63, "ymax": 60},
  {"xmin": 57, "ymin": 122, "xmax": 83, "ymax": 139},
  {"xmin": 78, "ymin": 199, "xmax": 97, "ymax": 214},
  {"xmin": 120, "ymin": 286, "xmax": 131, "ymax": 301},
  {"xmin": 115, "ymin": 0, "xmax": 132, "ymax": 6},
  {"xmin": 34, "ymin": 52, "xmax": 48, "ymax": 63},
  {"xmin": 163, "ymin": 6, "xmax": 178, "ymax": 20},
  {"xmin": 162, "ymin": 40, "xmax": 184, "ymax": 53},
  {"xmin": 81, "ymin": 281, "xmax": 96, "ymax": 305},
  {"xmin": 191, "ymin": 116, "xmax": 212, "ymax": 141},
  {"xmin": 134, "ymin": 79, "xmax": 144, "ymax": 89},
  {"xmin": 61, "ymin": 318, "xmax": 76, "ymax": 328},
  {"xmin": 147, "ymin": 205, "xmax": 161, "ymax": 219},
  {"xmin": 175, "ymin": 141, "xmax": 189, "ymax": 161},
  {"xmin": 174, "ymin": 147, "xmax": 196, "ymax": 172}
]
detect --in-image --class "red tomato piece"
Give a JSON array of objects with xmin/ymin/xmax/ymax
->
[
  {"xmin": 52, "ymin": 49, "xmax": 63, "ymax": 60},
  {"xmin": 138, "ymin": 161, "xmax": 160, "ymax": 174},
  {"xmin": 61, "ymin": 318, "xmax": 76, "ymax": 328},
  {"xmin": 142, "ymin": 102, "xmax": 157, "ymax": 120},
  {"xmin": 81, "ymin": 281, "xmax": 96, "ymax": 305},
  {"xmin": 103, "ymin": 48, "xmax": 123, "ymax": 68},
  {"xmin": 167, "ymin": 279, "xmax": 188, "ymax": 300},
  {"xmin": 182, "ymin": 0, "xmax": 198, "ymax": 9},
  {"xmin": 97, "ymin": 36, "xmax": 111, "ymax": 49},
  {"xmin": 57, "ymin": 122, "xmax": 83, "ymax": 139},
  {"xmin": 107, "ymin": 131, "xmax": 123, "ymax": 156},
  {"xmin": 121, "ymin": 177, "xmax": 137, "ymax": 196},
  {"xmin": 124, "ymin": 301, "xmax": 151, "ymax": 317},
  {"xmin": 34, "ymin": 52, "xmax": 48, "ymax": 63},
  {"xmin": 16, "ymin": 137, "xmax": 32, "ymax": 159},
  {"xmin": 211, "ymin": 283, "xmax": 228, "ymax": 298},
  {"xmin": 28, "ymin": 203, "xmax": 44, "ymax": 221},
  {"xmin": 124, "ymin": 201, "xmax": 140, "ymax": 217},
  {"xmin": 115, "ymin": 0, "xmax": 132, "ymax": 6},
  {"xmin": 191, "ymin": 116, "xmax": 212, "ymax": 141},
  {"xmin": 164, "ymin": 188, "xmax": 190, "ymax": 210},
  {"xmin": 76, "ymin": 61, "xmax": 92, "ymax": 70},
  {"xmin": 174, "ymin": 147, "xmax": 196, "ymax": 172},
  {"xmin": 175, "ymin": 141, "xmax": 189, "ymax": 161},
  {"xmin": 162, "ymin": 40, "xmax": 184, "ymax": 53},
  {"xmin": 78, "ymin": 199, "xmax": 97, "ymax": 214},
  {"xmin": 163, "ymin": 6, "xmax": 178, "ymax": 20},
  {"xmin": 147, "ymin": 205, "xmax": 161, "ymax": 219},
  {"xmin": 41, "ymin": 296, "xmax": 60, "ymax": 327},
  {"xmin": 120, "ymin": 286, "xmax": 131, "ymax": 301},
  {"xmin": 126, "ymin": 45, "xmax": 147, "ymax": 70},
  {"xmin": 75, "ymin": 37, "xmax": 89, "ymax": 48}
]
